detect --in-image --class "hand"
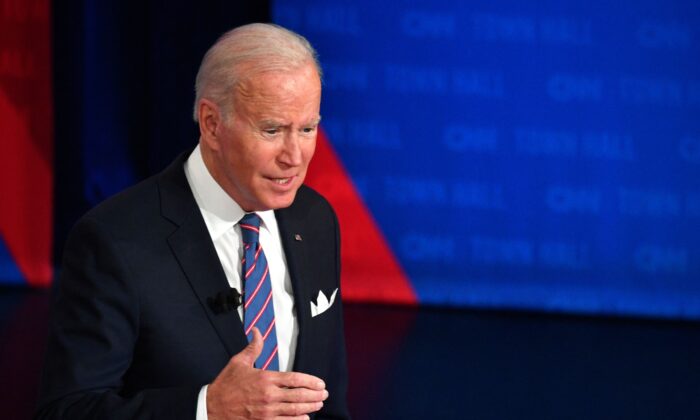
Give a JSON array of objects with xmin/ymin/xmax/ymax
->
[{"xmin": 207, "ymin": 328, "xmax": 328, "ymax": 420}]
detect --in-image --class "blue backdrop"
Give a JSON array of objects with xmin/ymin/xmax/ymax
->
[{"xmin": 273, "ymin": 0, "xmax": 700, "ymax": 319}]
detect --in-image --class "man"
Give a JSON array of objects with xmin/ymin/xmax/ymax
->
[{"xmin": 36, "ymin": 23, "xmax": 350, "ymax": 419}]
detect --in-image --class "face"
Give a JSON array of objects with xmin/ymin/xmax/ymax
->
[{"xmin": 200, "ymin": 63, "xmax": 321, "ymax": 211}]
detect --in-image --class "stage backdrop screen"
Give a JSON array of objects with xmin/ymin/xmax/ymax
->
[{"xmin": 273, "ymin": 0, "xmax": 700, "ymax": 319}]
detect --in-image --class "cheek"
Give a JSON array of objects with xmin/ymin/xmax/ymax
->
[
  {"xmin": 302, "ymin": 140, "xmax": 317, "ymax": 163},
  {"xmin": 224, "ymin": 152, "xmax": 247, "ymax": 179}
]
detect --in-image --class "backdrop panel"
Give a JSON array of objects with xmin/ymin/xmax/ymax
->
[
  {"xmin": 0, "ymin": 0, "xmax": 53, "ymax": 287},
  {"xmin": 274, "ymin": 0, "xmax": 700, "ymax": 319}
]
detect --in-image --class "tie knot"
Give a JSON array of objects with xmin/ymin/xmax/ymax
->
[{"xmin": 239, "ymin": 213, "xmax": 261, "ymax": 244}]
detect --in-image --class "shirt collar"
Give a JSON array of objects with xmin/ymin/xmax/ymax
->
[{"xmin": 184, "ymin": 144, "xmax": 275, "ymax": 239}]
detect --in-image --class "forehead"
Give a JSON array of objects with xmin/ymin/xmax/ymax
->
[{"xmin": 234, "ymin": 64, "xmax": 321, "ymax": 108}]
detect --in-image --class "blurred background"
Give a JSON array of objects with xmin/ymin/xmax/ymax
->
[{"xmin": 1, "ymin": 0, "xmax": 699, "ymax": 418}]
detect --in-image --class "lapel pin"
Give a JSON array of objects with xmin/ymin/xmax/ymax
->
[{"xmin": 294, "ymin": 234, "xmax": 303, "ymax": 242}]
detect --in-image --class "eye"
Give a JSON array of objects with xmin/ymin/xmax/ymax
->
[
  {"xmin": 263, "ymin": 127, "xmax": 279, "ymax": 135},
  {"xmin": 301, "ymin": 126, "xmax": 317, "ymax": 134}
]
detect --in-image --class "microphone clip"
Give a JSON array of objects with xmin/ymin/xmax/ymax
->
[{"xmin": 208, "ymin": 287, "xmax": 243, "ymax": 314}]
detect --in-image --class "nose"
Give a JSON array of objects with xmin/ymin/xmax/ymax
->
[{"xmin": 278, "ymin": 133, "xmax": 303, "ymax": 167}]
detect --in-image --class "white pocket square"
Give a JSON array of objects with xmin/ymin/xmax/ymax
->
[{"xmin": 310, "ymin": 288, "xmax": 338, "ymax": 318}]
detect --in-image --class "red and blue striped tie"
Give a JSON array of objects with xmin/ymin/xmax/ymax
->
[{"xmin": 239, "ymin": 213, "xmax": 279, "ymax": 371}]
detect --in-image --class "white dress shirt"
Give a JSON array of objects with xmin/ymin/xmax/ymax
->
[{"xmin": 183, "ymin": 145, "xmax": 298, "ymax": 419}]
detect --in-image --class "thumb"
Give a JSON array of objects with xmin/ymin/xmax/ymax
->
[{"xmin": 236, "ymin": 327, "xmax": 263, "ymax": 366}]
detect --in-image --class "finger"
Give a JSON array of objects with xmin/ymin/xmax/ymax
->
[
  {"xmin": 279, "ymin": 387, "xmax": 329, "ymax": 403},
  {"xmin": 273, "ymin": 401, "xmax": 324, "ymax": 417},
  {"xmin": 273, "ymin": 371, "xmax": 326, "ymax": 390},
  {"xmin": 235, "ymin": 327, "xmax": 263, "ymax": 366}
]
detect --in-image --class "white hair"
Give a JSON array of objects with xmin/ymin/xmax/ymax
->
[{"xmin": 193, "ymin": 23, "xmax": 322, "ymax": 122}]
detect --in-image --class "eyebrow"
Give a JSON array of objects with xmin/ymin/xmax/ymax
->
[
  {"xmin": 259, "ymin": 119, "xmax": 284, "ymax": 127},
  {"xmin": 258, "ymin": 117, "xmax": 322, "ymax": 127}
]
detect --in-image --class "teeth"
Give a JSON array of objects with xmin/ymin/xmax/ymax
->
[{"xmin": 274, "ymin": 178, "xmax": 290, "ymax": 184}]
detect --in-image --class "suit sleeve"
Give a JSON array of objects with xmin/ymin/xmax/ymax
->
[
  {"xmin": 316, "ymin": 204, "xmax": 351, "ymax": 420},
  {"xmin": 35, "ymin": 215, "xmax": 200, "ymax": 420}
]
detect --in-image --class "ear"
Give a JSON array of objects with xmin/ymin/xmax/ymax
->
[{"xmin": 198, "ymin": 99, "xmax": 223, "ymax": 151}]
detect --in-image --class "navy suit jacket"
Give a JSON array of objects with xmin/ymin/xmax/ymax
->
[{"xmin": 36, "ymin": 153, "xmax": 350, "ymax": 419}]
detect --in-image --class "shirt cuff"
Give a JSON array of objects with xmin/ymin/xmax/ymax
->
[{"xmin": 196, "ymin": 385, "xmax": 209, "ymax": 420}]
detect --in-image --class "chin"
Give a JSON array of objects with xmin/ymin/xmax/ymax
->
[{"xmin": 264, "ymin": 192, "xmax": 298, "ymax": 210}]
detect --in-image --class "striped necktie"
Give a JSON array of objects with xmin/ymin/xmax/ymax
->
[{"xmin": 239, "ymin": 213, "xmax": 279, "ymax": 371}]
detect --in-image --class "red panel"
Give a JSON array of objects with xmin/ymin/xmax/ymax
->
[
  {"xmin": 305, "ymin": 129, "xmax": 417, "ymax": 304},
  {"xmin": 0, "ymin": 0, "xmax": 53, "ymax": 286}
]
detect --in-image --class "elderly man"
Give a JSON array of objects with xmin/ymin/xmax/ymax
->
[{"xmin": 36, "ymin": 24, "xmax": 350, "ymax": 420}]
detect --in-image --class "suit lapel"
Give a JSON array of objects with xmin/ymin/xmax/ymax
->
[
  {"xmin": 158, "ymin": 153, "xmax": 248, "ymax": 357},
  {"xmin": 275, "ymin": 207, "xmax": 312, "ymax": 369}
]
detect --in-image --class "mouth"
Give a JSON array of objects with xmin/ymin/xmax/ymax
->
[{"xmin": 268, "ymin": 176, "xmax": 295, "ymax": 186}]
